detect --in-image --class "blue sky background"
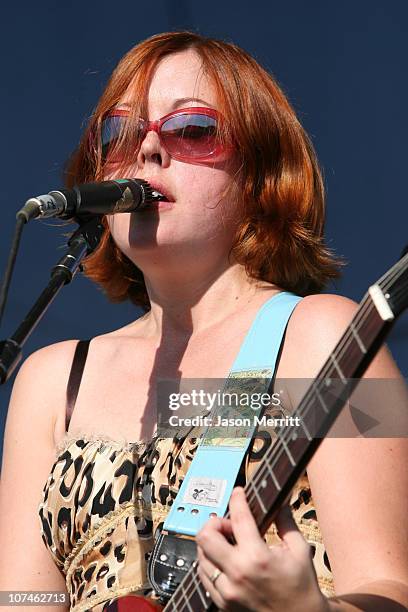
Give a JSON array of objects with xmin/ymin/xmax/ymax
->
[{"xmin": 1, "ymin": 1, "xmax": 407, "ymax": 459}]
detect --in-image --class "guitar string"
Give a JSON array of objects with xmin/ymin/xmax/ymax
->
[
  {"xmin": 167, "ymin": 259, "xmax": 407, "ymax": 611},
  {"xmin": 388, "ymin": 277, "xmax": 408, "ymax": 308},
  {"xmin": 378, "ymin": 252, "xmax": 408, "ymax": 292}
]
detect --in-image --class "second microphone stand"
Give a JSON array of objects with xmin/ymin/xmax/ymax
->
[{"xmin": 0, "ymin": 216, "xmax": 104, "ymax": 384}]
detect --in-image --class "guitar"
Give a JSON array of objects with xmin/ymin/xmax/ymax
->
[{"xmin": 105, "ymin": 248, "xmax": 408, "ymax": 612}]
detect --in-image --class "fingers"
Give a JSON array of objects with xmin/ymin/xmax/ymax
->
[
  {"xmin": 197, "ymin": 546, "xmax": 228, "ymax": 609},
  {"xmin": 228, "ymin": 487, "xmax": 265, "ymax": 547},
  {"xmin": 196, "ymin": 516, "xmax": 234, "ymax": 572},
  {"xmin": 275, "ymin": 505, "xmax": 312, "ymax": 561},
  {"xmin": 195, "ymin": 500, "xmax": 316, "ymax": 611},
  {"xmin": 218, "ymin": 517, "xmax": 234, "ymax": 541},
  {"xmin": 197, "ymin": 487, "xmax": 270, "ymax": 569}
]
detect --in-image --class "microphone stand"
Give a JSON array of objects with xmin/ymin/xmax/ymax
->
[{"xmin": 0, "ymin": 216, "xmax": 104, "ymax": 384}]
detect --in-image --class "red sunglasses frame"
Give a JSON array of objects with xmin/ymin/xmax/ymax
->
[{"xmin": 101, "ymin": 106, "xmax": 233, "ymax": 163}]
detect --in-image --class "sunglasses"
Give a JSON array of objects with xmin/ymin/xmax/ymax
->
[{"xmin": 100, "ymin": 106, "xmax": 233, "ymax": 164}]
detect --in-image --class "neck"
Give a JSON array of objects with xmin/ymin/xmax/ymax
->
[{"xmin": 138, "ymin": 262, "xmax": 265, "ymax": 338}]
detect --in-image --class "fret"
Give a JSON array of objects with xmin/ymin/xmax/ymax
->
[
  {"xmin": 299, "ymin": 418, "xmax": 312, "ymax": 441},
  {"xmin": 265, "ymin": 456, "xmax": 281, "ymax": 490},
  {"xmin": 249, "ymin": 480, "xmax": 268, "ymax": 513},
  {"xmin": 357, "ymin": 305, "xmax": 387, "ymax": 353},
  {"xmin": 313, "ymin": 382, "xmax": 330, "ymax": 414},
  {"xmin": 166, "ymin": 597, "xmax": 177, "ymax": 611},
  {"xmin": 330, "ymin": 353, "xmax": 347, "ymax": 384},
  {"xmin": 350, "ymin": 321, "xmax": 367, "ymax": 354},
  {"xmin": 192, "ymin": 569, "xmax": 211, "ymax": 608},
  {"xmin": 181, "ymin": 583, "xmax": 193, "ymax": 612},
  {"xmin": 276, "ymin": 430, "xmax": 296, "ymax": 466}
]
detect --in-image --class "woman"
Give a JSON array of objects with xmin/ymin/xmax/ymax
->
[{"xmin": 0, "ymin": 31, "xmax": 407, "ymax": 612}]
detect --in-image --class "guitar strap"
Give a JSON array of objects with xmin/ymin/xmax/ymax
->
[{"xmin": 148, "ymin": 291, "xmax": 302, "ymax": 600}]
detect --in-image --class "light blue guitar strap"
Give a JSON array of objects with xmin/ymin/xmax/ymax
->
[{"xmin": 163, "ymin": 291, "xmax": 302, "ymax": 536}]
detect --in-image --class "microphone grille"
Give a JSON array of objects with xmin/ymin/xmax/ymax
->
[{"xmin": 137, "ymin": 179, "xmax": 165, "ymax": 206}]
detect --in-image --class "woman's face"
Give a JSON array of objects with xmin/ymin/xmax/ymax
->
[{"xmin": 105, "ymin": 49, "xmax": 241, "ymax": 271}]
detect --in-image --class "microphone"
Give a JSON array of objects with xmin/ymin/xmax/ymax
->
[{"xmin": 18, "ymin": 179, "xmax": 164, "ymax": 222}]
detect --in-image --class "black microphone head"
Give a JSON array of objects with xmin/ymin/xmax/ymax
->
[{"xmin": 129, "ymin": 179, "xmax": 164, "ymax": 207}]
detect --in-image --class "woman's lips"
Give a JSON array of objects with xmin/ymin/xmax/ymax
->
[
  {"xmin": 140, "ymin": 197, "xmax": 174, "ymax": 212},
  {"xmin": 146, "ymin": 179, "xmax": 175, "ymax": 202}
]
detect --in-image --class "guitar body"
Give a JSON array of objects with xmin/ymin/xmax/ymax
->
[{"xmin": 102, "ymin": 595, "xmax": 163, "ymax": 611}]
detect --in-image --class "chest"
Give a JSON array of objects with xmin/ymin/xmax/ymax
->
[
  {"xmin": 57, "ymin": 294, "xmax": 296, "ymax": 442},
  {"xmin": 75, "ymin": 327, "xmax": 256, "ymax": 417}
]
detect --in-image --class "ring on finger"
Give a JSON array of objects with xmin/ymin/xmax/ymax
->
[{"xmin": 209, "ymin": 568, "xmax": 222, "ymax": 585}]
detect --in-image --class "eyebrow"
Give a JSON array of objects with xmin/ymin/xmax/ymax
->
[
  {"xmin": 116, "ymin": 97, "xmax": 215, "ymax": 111},
  {"xmin": 171, "ymin": 97, "xmax": 215, "ymax": 109}
]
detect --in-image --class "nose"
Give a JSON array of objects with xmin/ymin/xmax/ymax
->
[{"xmin": 136, "ymin": 129, "xmax": 171, "ymax": 169}]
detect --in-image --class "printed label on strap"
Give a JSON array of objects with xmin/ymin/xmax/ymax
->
[{"xmin": 183, "ymin": 477, "xmax": 227, "ymax": 507}]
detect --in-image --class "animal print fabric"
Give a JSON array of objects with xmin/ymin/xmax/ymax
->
[{"xmin": 38, "ymin": 429, "xmax": 334, "ymax": 612}]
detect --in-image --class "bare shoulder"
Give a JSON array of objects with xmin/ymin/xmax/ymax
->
[
  {"xmin": 8, "ymin": 340, "xmax": 81, "ymax": 440},
  {"xmin": 19, "ymin": 338, "xmax": 81, "ymax": 369},
  {"xmin": 0, "ymin": 339, "xmax": 81, "ymax": 594},
  {"xmin": 280, "ymin": 293, "xmax": 400, "ymax": 378},
  {"xmin": 289, "ymin": 292, "xmax": 358, "ymax": 333},
  {"xmin": 14, "ymin": 339, "xmax": 81, "ymax": 397}
]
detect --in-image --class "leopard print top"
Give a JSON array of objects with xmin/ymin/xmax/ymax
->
[{"xmin": 38, "ymin": 427, "xmax": 334, "ymax": 612}]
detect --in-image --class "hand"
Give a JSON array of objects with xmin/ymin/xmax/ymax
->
[{"xmin": 196, "ymin": 487, "xmax": 329, "ymax": 612}]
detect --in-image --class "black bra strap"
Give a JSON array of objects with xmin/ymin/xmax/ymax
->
[{"xmin": 66, "ymin": 339, "xmax": 91, "ymax": 432}]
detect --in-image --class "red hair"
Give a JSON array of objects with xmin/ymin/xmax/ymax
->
[{"xmin": 65, "ymin": 31, "xmax": 342, "ymax": 310}]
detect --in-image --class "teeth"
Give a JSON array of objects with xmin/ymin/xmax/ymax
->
[{"xmin": 151, "ymin": 190, "xmax": 167, "ymax": 201}]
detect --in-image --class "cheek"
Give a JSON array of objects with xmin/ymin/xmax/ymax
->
[
  {"xmin": 107, "ymin": 213, "xmax": 132, "ymax": 250},
  {"xmin": 105, "ymin": 164, "xmax": 241, "ymax": 249},
  {"xmin": 180, "ymin": 165, "xmax": 239, "ymax": 217}
]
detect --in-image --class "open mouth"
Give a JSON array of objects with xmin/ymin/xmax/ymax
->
[
  {"xmin": 147, "ymin": 180, "xmax": 174, "ymax": 203},
  {"xmin": 151, "ymin": 190, "xmax": 169, "ymax": 202}
]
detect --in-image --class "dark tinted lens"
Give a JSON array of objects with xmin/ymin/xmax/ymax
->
[
  {"xmin": 100, "ymin": 115, "xmax": 145, "ymax": 163},
  {"xmin": 100, "ymin": 115, "xmax": 124, "ymax": 160},
  {"xmin": 161, "ymin": 113, "xmax": 218, "ymax": 158}
]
